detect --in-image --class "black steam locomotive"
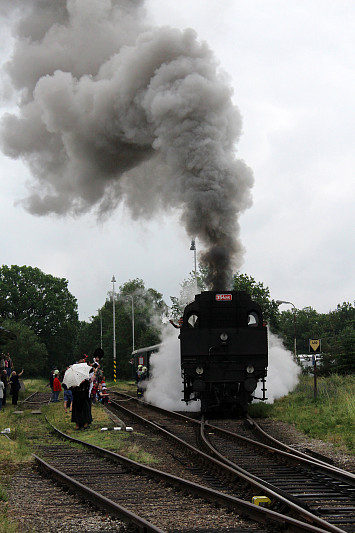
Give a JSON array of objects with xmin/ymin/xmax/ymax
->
[{"xmin": 179, "ymin": 290, "xmax": 268, "ymax": 414}]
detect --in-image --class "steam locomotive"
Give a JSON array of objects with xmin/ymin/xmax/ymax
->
[{"xmin": 179, "ymin": 290, "xmax": 268, "ymax": 415}]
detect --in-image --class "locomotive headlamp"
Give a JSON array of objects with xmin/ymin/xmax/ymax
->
[
  {"xmin": 246, "ymin": 364, "xmax": 255, "ymax": 374},
  {"xmin": 196, "ymin": 366, "xmax": 204, "ymax": 375},
  {"xmin": 220, "ymin": 332, "xmax": 228, "ymax": 342}
]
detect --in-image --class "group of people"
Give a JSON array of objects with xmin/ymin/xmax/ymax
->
[
  {"xmin": 0, "ymin": 352, "xmax": 24, "ymax": 409},
  {"xmin": 49, "ymin": 349, "xmax": 107, "ymax": 430},
  {"xmin": 0, "ymin": 352, "xmax": 13, "ymax": 376},
  {"xmin": 90, "ymin": 376, "xmax": 110, "ymax": 404}
]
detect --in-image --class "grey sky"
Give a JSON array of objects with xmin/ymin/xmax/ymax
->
[{"xmin": 1, "ymin": 1, "xmax": 354, "ymax": 321}]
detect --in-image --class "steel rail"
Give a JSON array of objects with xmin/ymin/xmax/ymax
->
[
  {"xmin": 204, "ymin": 419, "xmax": 355, "ymax": 487},
  {"xmin": 33, "ymin": 453, "xmax": 165, "ymax": 533},
  {"xmin": 22, "ymin": 391, "xmax": 39, "ymax": 403},
  {"xmin": 44, "ymin": 416, "xmax": 334, "ymax": 533},
  {"xmin": 109, "ymin": 398, "xmax": 346, "ymax": 533},
  {"xmin": 119, "ymin": 391, "xmax": 354, "ymax": 483},
  {"xmin": 112, "ymin": 392, "xmax": 355, "ymax": 491},
  {"xmin": 245, "ymin": 415, "xmax": 354, "ymax": 475},
  {"xmin": 199, "ymin": 419, "xmax": 354, "ymax": 533},
  {"xmin": 22, "ymin": 391, "xmax": 51, "ymax": 405}
]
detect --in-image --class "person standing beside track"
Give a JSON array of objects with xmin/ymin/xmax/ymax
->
[
  {"xmin": 52, "ymin": 370, "xmax": 62, "ymax": 402},
  {"xmin": 0, "ymin": 375, "xmax": 4, "ymax": 411},
  {"xmin": 71, "ymin": 366, "xmax": 93, "ymax": 430},
  {"xmin": 49, "ymin": 367, "xmax": 56, "ymax": 401},
  {"xmin": 63, "ymin": 387, "xmax": 73, "ymax": 414},
  {"xmin": 1, "ymin": 370, "xmax": 7, "ymax": 407},
  {"xmin": 10, "ymin": 369, "xmax": 24, "ymax": 406},
  {"xmin": 5, "ymin": 353, "xmax": 13, "ymax": 378},
  {"xmin": 92, "ymin": 348, "xmax": 104, "ymax": 370}
]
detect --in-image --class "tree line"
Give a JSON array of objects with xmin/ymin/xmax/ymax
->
[
  {"xmin": 0, "ymin": 264, "xmax": 354, "ymax": 378},
  {"xmin": 170, "ymin": 269, "xmax": 355, "ymax": 375},
  {"xmin": 0, "ymin": 265, "xmax": 166, "ymax": 379}
]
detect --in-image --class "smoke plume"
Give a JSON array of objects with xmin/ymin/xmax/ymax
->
[{"xmin": 0, "ymin": 0, "xmax": 253, "ymax": 290}]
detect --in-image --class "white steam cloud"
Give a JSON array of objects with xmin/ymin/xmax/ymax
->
[
  {"xmin": 0, "ymin": 0, "xmax": 253, "ymax": 290},
  {"xmin": 144, "ymin": 327, "xmax": 200, "ymax": 411},
  {"xmin": 262, "ymin": 330, "xmax": 301, "ymax": 403},
  {"xmin": 145, "ymin": 328, "xmax": 300, "ymax": 410}
]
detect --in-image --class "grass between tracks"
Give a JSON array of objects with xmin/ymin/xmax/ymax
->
[{"xmin": 0, "ymin": 374, "xmax": 354, "ymax": 531}]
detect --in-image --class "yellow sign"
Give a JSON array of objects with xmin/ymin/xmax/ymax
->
[{"xmin": 309, "ymin": 339, "xmax": 321, "ymax": 353}]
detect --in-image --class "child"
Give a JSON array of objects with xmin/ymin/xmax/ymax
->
[
  {"xmin": 63, "ymin": 387, "xmax": 73, "ymax": 413},
  {"xmin": 91, "ymin": 379, "xmax": 98, "ymax": 403},
  {"xmin": 99, "ymin": 385, "xmax": 110, "ymax": 404}
]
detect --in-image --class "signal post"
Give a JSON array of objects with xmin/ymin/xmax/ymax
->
[{"xmin": 309, "ymin": 339, "xmax": 321, "ymax": 400}]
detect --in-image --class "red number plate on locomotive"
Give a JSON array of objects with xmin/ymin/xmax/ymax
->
[{"xmin": 215, "ymin": 294, "xmax": 233, "ymax": 301}]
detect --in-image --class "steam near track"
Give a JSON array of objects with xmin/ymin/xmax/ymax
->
[
  {"xmin": 1, "ymin": 0, "xmax": 253, "ymax": 290},
  {"xmin": 145, "ymin": 320, "xmax": 300, "ymax": 410}
]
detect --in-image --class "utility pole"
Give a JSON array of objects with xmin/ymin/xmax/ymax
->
[
  {"xmin": 276, "ymin": 300, "xmax": 297, "ymax": 361},
  {"xmin": 111, "ymin": 275, "xmax": 116, "ymax": 382},
  {"xmin": 97, "ymin": 309, "xmax": 103, "ymax": 349}
]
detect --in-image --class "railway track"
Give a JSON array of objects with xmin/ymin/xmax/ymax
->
[
  {"xmin": 202, "ymin": 418, "xmax": 355, "ymax": 531},
  {"xmin": 22, "ymin": 390, "xmax": 52, "ymax": 407},
  {"xmin": 17, "ymin": 389, "xmax": 354, "ymax": 531},
  {"xmin": 34, "ymin": 418, "xmax": 333, "ymax": 533},
  {"xmin": 218, "ymin": 416, "xmax": 352, "ymax": 473},
  {"xmin": 108, "ymin": 392, "xmax": 354, "ymax": 532}
]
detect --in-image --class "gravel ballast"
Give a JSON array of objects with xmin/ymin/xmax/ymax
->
[{"xmin": 5, "ymin": 418, "xmax": 355, "ymax": 532}]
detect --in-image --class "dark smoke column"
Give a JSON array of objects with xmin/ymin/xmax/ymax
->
[{"xmin": 0, "ymin": 1, "xmax": 254, "ymax": 289}]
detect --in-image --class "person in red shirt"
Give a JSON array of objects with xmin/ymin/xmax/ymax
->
[{"xmin": 52, "ymin": 370, "xmax": 62, "ymax": 402}]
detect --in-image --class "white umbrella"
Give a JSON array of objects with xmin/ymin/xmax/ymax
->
[{"xmin": 63, "ymin": 363, "xmax": 92, "ymax": 389}]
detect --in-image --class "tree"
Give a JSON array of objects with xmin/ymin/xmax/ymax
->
[
  {"xmin": 76, "ymin": 279, "xmax": 166, "ymax": 380},
  {"xmin": 278, "ymin": 306, "xmax": 323, "ymax": 355},
  {"xmin": 0, "ymin": 265, "xmax": 79, "ymax": 372},
  {"xmin": 334, "ymin": 326, "xmax": 355, "ymax": 374},
  {"xmin": 276, "ymin": 301, "xmax": 355, "ymax": 375},
  {"xmin": 170, "ymin": 270, "xmax": 280, "ymax": 328},
  {"xmin": 327, "ymin": 302, "xmax": 355, "ymax": 336},
  {"xmin": 232, "ymin": 273, "xmax": 280, "ymax": 329},
  {"xmin": 1, "ymin": 319, "xmax": 48, "ymax": 376}
]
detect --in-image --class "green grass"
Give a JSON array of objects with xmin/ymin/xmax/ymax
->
[
  {"xmin": 0, "ymin": 378, "xmax": 152, "ymax": 531},
  {"xmin": 0, "ymin": 513, "xmax": 21, "ymax": 533},
  {"xmin": 249, "ymin": 374, "xmax": 355, "ymax": 454}
]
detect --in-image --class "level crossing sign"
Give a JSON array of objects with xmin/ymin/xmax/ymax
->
[{"xmin": 309, "ymin": 339, "xmax": 321, "ymax": 353}]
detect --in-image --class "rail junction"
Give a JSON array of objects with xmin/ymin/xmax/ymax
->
[{"xmin": 16, "ymin": 390, "xmax": 355, "ymax": 532}]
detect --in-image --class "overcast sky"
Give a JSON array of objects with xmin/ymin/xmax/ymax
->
[{"xmin": 1, "ymin": 1, "xmax": 354, "ymax": 322}]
